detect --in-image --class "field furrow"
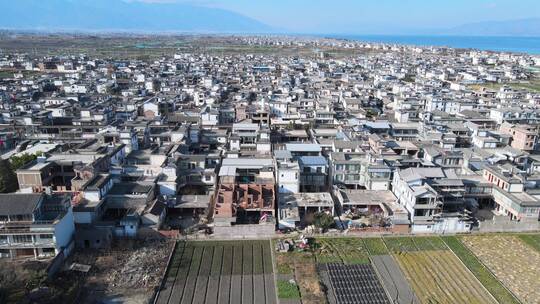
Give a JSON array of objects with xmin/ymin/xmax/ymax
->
[{"xmin": 394, "ymin": 250, "xmax": 495, "ymax": 304}]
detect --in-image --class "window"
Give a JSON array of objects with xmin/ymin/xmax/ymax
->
[
  {"xmin": 346, "ymin": 174, "xmax": 358, "ymax": 181},
  {"xmin": 15, "ymin": 214, "xmax": 32, "ymax": 221},
  {"xmin": 13, "ymin": 235, "xmax": 33, "ymax": 243},
  {"xmin": 40, "ymin": 234, "xmax": 53, "ymax": 239},
  {"xmin": 42, "ymin": 248, "xmax": 55, "ymax": 254}
]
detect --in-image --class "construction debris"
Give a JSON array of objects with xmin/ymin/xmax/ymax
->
[
  {"xmin": 69, "ymin": 263, "xmax": 91, "ymax": 273},
  {"xmin": 106, "ymin": 240, "xmax": 171, "ymax": 289},
  {"xmin": 71, "ymin": 239, "xmax": 175, "ymax": 303},
  {"xmin": 276, "ymin": 235, "xmax": 313, "ymax": 253}
]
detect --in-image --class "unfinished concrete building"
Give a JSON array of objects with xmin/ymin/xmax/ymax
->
[{"xmin": 213, "ymin": 158, "xmax": 275, "ymax": 226}]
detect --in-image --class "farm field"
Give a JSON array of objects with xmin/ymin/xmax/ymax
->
[
  {"xmin": 275, "ymin": 237, "xmax": 413, "ymax": 304},
  {"xmin": 363, "ymin": 237, "xmax": 389, "ymax": 255},
  {"xmin": 393, "ymin": 250, "xmax": 496, "ymax": 304},
  {"xmin": 462, "ymin": 235, "xmax": 540, "ymax": 304},
  {"xmin": 518, "ymin": 233, "xmax": 540, "ymax": 252},
  {"xmin": 323, "ymin": 263, "xmax": 390, "ymax": 304},
  {"xmin": 468, "ymin": 77, "xmax": 540, "ymax": 93},
  {"xmin": 274, "ymin": 238, "xmax": 376, "ymax": 303},
  {"xmin": 383, "ymin": 237, "xmax": 496, "ymax": 304},
  {"xmin": 155, "ymin": 240, "xmax": 276, "ymax": 304},
  {"xmin": 274, "ymin": 248, "xmax": 327, "ymax": 304},
  {"xmin": 158, "ymin": 235, "xmax": 540, "ymax": 304},
  {"xmin": 442, "ymin": 236, "xmax": 520, "ymax": 304},
  {"xmin": 315, "ymin": 238, "xmax": 370, "ymax": 264}
]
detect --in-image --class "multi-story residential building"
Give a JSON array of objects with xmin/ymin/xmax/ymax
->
[
  {"xmin": 392, "ymin": 167, "xmax": 473, "ymax": 233},
  {"xmin": 177, "ymin": 153, "xmax": 220, "ymax": 192},
  {"xmin": 2, "ymin": 35, "xmax": 540, "ymax": 243},
  {"xmin": 390, "ymin": 123, "xmax": 420, "ymax": 141},
  {"xmin": 500, "ymin": 122, "xmax": 539, "ymax": 152},
  {"xmin": 330, "ymin": 151, "xmax": 365, "ymax": 188},
  {"xmin": 16, "ymin": 154, "xmax": 110, "ymax": 193},
  {"xmin": 275, "ymin": 150, "xmax": 300, "ymax": 194},
  {"xmin": 0, "ymin": 193, "xmax": 75, "ymax": 259},
  {"xmin": 229, "ymin": 122, "xmax": 271, "ymax": 156},
  {"xmin": 422, "ymin": 145, "xmax": 464, "ymax": 172},
  {"xmin": 299, "ymin": 156, "xmax": 329, "ymax": 192},
  {"xmin": 364, "ymin": 163, "xmax": 393, "ymax": 191},
  {"xmin": 213, "ymin": 158, "xmax": 276, "ymax": 227},
  {"xmin": 483, "ymin": 164, "xmax": 540, "ymax": 221}
]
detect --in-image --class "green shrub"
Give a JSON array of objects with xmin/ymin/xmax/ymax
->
[{"xmin": 277, "ymin": 280, "xmax": 300, "ymax": 299}]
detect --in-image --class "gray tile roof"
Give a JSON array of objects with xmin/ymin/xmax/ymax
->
[{"xmin": 0, "ymin": 193, "xmax": 42, "ymax": 216}]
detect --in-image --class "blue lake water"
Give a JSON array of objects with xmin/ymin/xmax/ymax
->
[{"xmin": 322, "ymin": 35, "xmax": 540, "ymax": 54}]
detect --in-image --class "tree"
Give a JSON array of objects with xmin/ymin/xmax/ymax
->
[
  {"xmin": 10, "ymin": 153, "xmax": 38, "ymax": 171},
  {"xmin": 152, "ymin": 79, "xmax": 161, "ymax": 92},
  {"xmin": 365, "ymin": 108, "xmax": 379, "ymax": 119},
  {"xmin": 313, "ymin": 212, "xmax": 334, "ymax": 232},
  {"xmin": 0, "ymin": 159, "xmax": 18, "ymax": 193},
  {"xmin": 42, "ymin": 83, "xmax": 58, "ymax": 92}
]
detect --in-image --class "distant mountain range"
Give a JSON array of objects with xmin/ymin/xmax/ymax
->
[
  {"xmin": 0, "ymin": 1, "xmax": 538, "ymax": 37},
  {"xmin": 0, "ymin": 0, "xmax": 272, "ymax": 33},
  {"xmin": 443, "ymin": 18, "xmax": 540, "ymax": 37}
]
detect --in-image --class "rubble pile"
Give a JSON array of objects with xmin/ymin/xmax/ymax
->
[{"xmin": 106, "ymin": 240, "xmax": 173, "ymax": 290}]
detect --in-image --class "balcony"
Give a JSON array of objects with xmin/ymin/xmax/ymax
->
[
  {"xmin": 0, "ymin": 240, "xmax": 55, "ymax": 249},
  {"xmin": 0, "ymin": 221, "xmax": 56, "ymax": 235}
]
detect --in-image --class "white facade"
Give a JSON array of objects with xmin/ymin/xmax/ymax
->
[{"xmin": 278, "ymin": 163, "xmax": 300, "ymax": 194}]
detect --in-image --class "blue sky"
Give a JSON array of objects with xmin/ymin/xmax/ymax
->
[{"xmin": 137, "ymin": 0, "xmax": 540, "ymax": 34}]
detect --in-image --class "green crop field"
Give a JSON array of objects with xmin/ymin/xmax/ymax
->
[
  {"xmin": 383, "ymin": 237, "xmax": 418, "ymax": 252},
  {"xmin": 277, "ymin": 280, "xmax": 301, "ymax": 299},
  {"xmin": 315, "ymin": 238, "xmax": 370, "ymax": 264},
  {"xmin": 411, "ymin": 236, "xmax": 448, "ymax": 251},
  {"xmin": 394, "ymin": 250, "xmax": 496, "ymax": 304},
  {"xmin": 518, "ymin": 233, "xmax": 540, "ymax": 252},
  {"xmin": 363, "ymin": 237, "xmax": 389, "ymax": 255}
]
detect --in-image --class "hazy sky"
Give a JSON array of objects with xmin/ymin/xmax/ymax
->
[{"xmin": 137, "ymin": 0, "xmax": 540, "ymax": 34}]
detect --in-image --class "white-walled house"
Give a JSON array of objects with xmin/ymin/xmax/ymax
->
[
  {"xmin": 0, "ymin": 193, "xmax": 75, "ymax": 259},
  {"xmin": 277, "ymin": 161, "xmax": 300, "ymax": 194},
  {"xmin": 392, "ymin": 168, "xmax": 472, "ymax": 233}
]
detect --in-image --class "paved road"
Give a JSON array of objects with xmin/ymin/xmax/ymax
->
[{"xmin": 371, "ymin": 255, "xmax": 419, "ymax": 304}]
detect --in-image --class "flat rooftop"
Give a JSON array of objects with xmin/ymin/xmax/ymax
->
[
  {"xmin": 279, "ymin": 192, "xmax": 334, "ymax": 207},
  {"xmin": 338, "ymin": 189, "xmax": 396, "ymax": 205}
]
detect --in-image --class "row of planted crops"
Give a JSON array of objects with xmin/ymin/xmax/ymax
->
[{"xmin": 274, "ymin": 233, "xmax": 540, "ymax": 304}]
